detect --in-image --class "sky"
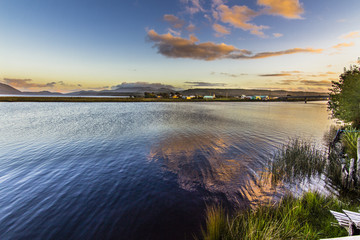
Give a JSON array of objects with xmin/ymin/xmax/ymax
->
[{"xmin": 0, "ymin": 0, "xmax": 359, "ymax": 93}]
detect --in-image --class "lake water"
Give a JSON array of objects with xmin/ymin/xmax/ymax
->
[{"xmin": 0, "ymin": 101, "xmax": 334, "ymax": 239}]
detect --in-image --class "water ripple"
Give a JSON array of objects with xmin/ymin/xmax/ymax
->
[{"xmin": 0, "ymin": 102, "xmax": 333, "ymax": 239}]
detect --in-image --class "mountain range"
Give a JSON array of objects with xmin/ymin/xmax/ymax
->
[{"xmin": 0, "ymin": 83, "xmax": 328, "ymax": 97}]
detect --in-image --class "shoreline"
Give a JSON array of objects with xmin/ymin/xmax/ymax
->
[{"xmin": 0, "ymin": 96, "xmax": 328, "ymax": 102}]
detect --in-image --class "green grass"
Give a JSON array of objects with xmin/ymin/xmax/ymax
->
[
  {"xmin": 200, "ymin": 192, "xmax": 357, "ymax": 240},
  {"xmin": 269, "ymin": 135, "xmax": 360, "ymax": 196},
  {"xmin": 341, "ymin": 126, "xmax": 360, "ymax": 160},
  {"xmin": 199, "ymin": 135, "xmax": 360, "ymax": 239}
]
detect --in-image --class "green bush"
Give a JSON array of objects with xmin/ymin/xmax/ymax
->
[{"xmin": 341, "ymin": 127, "xmax": 360, "ymax": 160}]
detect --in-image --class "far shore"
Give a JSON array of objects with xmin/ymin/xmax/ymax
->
[{"xmin": 0, "ymin": 96, "xmax": 329, "ymax": 103}]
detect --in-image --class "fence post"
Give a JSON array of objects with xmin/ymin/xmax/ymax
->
[
  {"xmin": 349, "ymin": 158, "xmax": 355, "ymax": 189},
  {"xmin": 357, "ymin": 137, "xmax": 360, "ymax": 183},
  {"xmin": 342, "ymin": 160, "xmax": 348, "ymax": 187}
]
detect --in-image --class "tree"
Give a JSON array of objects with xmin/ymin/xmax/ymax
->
[
  {"xmin": 328, "ymin": 65, "xmax": 360, "ymax": 128},
  {"xmin": 144, "ymin": 92, "xmax": 157, "ymax": 98}
]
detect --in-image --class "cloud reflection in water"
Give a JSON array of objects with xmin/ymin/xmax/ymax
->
[{"xmin": 148, "ymin": 131, "xmax": 277, "ymax": 206}]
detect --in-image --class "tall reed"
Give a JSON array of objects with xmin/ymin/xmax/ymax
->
[
  {"xmin": 200, "ymin": 192, "xmax": 354, "ymax": 240},
  {"xmin": 270, "ymin": 139, "xmax": 326, "ymax": 184}
]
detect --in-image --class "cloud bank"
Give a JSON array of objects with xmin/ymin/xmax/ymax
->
[
  {"xmin": 212, "ymin": 23, "xmax": 230, "ymax": 36},
  {"xmin": 147, "ymin": 30, "xmax": 322, "ymax": 60},
  {"xmin": 332, "ymin": 42, "xmax": 355, "ymax": 49},
  {"xmin": 257, "ymin": 0, "xmax": 304, "ymax": 19},
  {"xmin": 341, "ymin": 31, "xmax": 360, "ymax": 39},
  {"xmin": 209, "ymin": 0, "xmax": 303, "ymax": 37},
  {"xmin": 215, "ymin": 4, "xmax": 268, "ymax": 37},
  {"xmin": 111, "ymin": 82, "xmax": 176, "ymax": 90},
  {"xmin": 185, "ymin": 81, "xmax": 227, "ymax": 87},
  {"xmin": 164, "ymin": 14, "xmax": 185, "ymax": 29}
]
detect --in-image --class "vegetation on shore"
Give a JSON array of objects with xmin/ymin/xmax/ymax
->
[
  {"xmin": 199, "ymin": 192, "xmax": 357, "ymax": 240},
  {"xmin": 328, "ymin": 65, "xmax": 360, "ymax": 128},
  {"xmin": 200, "ymin": 63, "xmax": 360, "ymax": 240},
  {"xmin": 0, "ymin": 96, "xmax": 327, "ymax": 102},
  {"xmin": 200, "ymin": 133, "xmax": 360, "ymax": 240}
]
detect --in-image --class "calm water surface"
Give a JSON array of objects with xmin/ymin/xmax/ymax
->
[{"xmin": 0, "ymin": 102, "xmax": 333, "ymax": 239}]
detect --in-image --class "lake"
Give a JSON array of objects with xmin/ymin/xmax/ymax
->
[{"xmin": 0, "ymin": 101, "xmax": 334, "ymax": 239}]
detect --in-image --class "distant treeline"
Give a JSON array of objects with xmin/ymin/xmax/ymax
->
[{"xmin": 0, "ymin": 96, "xmax": 328, "ymax": 102}]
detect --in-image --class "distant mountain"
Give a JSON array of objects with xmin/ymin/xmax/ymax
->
[
  {"xmin": 68, "ymin": 86, "xmax": 174, "ymax": 97},
  {"xmin": 21, "ymin": 91, "xmax": 63, "ymax": 96},
  {"xmin": 0, "ymin": 82, "xmax": 328, "ymax": 98},
  {"xmin": 69, "ymin": 87, "xmax": 328, "ymax": 98},
  {"xmin": 67, "ymin": 90, "xmax": 144, "ymax": 97},
  {"xmin": 0, "ymin": 83, "xmax": 63, "ymax": 95},
  {"xmin": 110, "ymin": 86, "xmax": 174, "ymax": 93},
  {"xmin": 0, "ymin": 83, "xmax": 22, "ymax": 94},
  {"xmin": 181, "ymin": 88, "xmax": 329, "ymax": 97}
]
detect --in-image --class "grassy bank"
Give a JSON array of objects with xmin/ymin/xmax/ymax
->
[
  {"xmin": 200, "ymin": 192, "xmax": 357, "ymax": 240},
  {"xmin": 201, "ymin": 131, "xmax": 360, "ymax": 240},
  {"xmin": 0, "ymin": 96, "xmax": 327, "ymax": 102}
]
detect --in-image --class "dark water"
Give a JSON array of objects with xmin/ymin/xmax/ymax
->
[{"xmin": 0, "ymin": 102, "xmax": 333, "ymax": 239}]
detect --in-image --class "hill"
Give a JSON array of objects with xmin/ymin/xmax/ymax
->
[
  {"xmin": 0, "ymin": 83, "xmax": 22, "ymax": 94},
  {"xmin": 68, "ymin": 87, "xmax": 174, "ymax": 97},
  {"xmin": 181, "ymin": 88, "xmax": 329, "ymax": 97}
]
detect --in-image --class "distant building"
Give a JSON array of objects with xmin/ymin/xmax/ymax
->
[
  {"xmin": 251, "ymin": 95, "xmax": 269, "ymax": 100},
  {"xmin": 182, "ymin": 95, "xmax": 196, "ymax": 99},
  {"xmin": 203, "ymin": 95, "xmax": 215, "ymax": 99},
  {"xmin": 269, "ymin": 96, "xmax": 278, "ymax": 100}
]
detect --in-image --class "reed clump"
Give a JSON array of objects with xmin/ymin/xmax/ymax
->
[
  {"xmin": 200, "ymin": 192, "xmax": 356, "ymax": 240},
  {"xmin": 270, "ymin": 139, "xmax": 326, "ymax": 184}
]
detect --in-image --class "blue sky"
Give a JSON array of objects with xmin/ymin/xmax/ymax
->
[{"xmin": 0, "ymin": 0, "xmax": 359, "ymax": 92}]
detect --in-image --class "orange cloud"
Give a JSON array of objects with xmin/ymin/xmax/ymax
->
[
  {"xmin": 216, "ymin": 4, "xmax": 268, "ymax": 37},
  {"xmin": 189, "ymin": 33, "xmax": 199, "ymax": 42},
  {"xmin": 273, "ymin": 33, "xmax": 283, "ymax": 38},
  {"xmin": 185, "ymin": 81, "xmax": 227, "ymax": 87},
  {"xmin": 147, "ymin": 29, "xmax": 242, "ymax": 60},
  {"xmin": 232, "ymin": 48, "xmax": 322, "ymax": 59},
  {"xmin": 262, "ymin": 71, "xmax": 336, "ymax": 81},
  {"xmin": 282, "ymin": 70, "xmax": 302, "ymax": 73},
  {"xmin": 147, "ymin": 30, "xmax": 323, "ymax": 60},
  {"xmin": 257, "ymin": 0, "xmax": 304, "ymax": 19},
  {"xmin": 259, "ymin": 73, "xmax": 292, "ymax": 77},
  {"xmin": 275, "ymin": 79, "xmax": 331, "ymax": 87},
  {"xmin": 300, "ymin": 80, "xmax": 332, "ymax": 86},
  {"xmin": 275, "ymin": 79, "xmax": 298, "ymax": 85},
  {"xmin": 332, "ymin": 42, "xmax": 354, "ymax": 49},
  {"xmin": 213, "ymin": 23, "xmax": 231, "ymax": 36},
  {"xmin": 186, "ymin": 23, "xmax": 196, "ymax": 31},
  {"xmin": 164, "ymin": 14, "xmax": 185, "ymax": 29},
  {"xmin": 341, "ymin": 31, "xmax": 360, "ymax": 39}
]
